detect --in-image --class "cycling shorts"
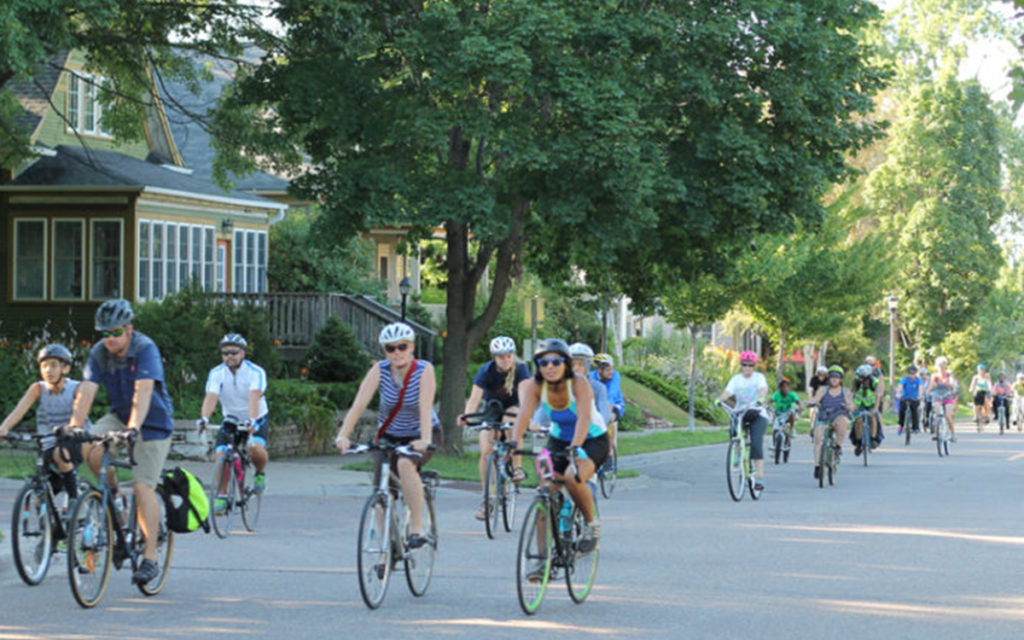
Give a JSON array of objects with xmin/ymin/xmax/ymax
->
[
  {"xmin": 215, "ymin": 415, "xmax": 269, "ymax": 451},
  {"xmin": 973, "ymin": 391, "xmax": 988, "ymax": 407},
  {"xmin": 546, "ymin": 434, "xmax": 609, "ymax": 475},
  {"xmin": 371, "ymin": 426, "xmax": 442, "ymax": 489}
]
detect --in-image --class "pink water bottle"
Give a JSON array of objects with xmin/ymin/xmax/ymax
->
[{"xmin": 234, "ymin": 455, "xmax": 244, "ymax": 483}]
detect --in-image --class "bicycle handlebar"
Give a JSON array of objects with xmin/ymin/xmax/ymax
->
[{"xmin": 343, "ymin": 441, "xmax": 437, "ymax": 457}]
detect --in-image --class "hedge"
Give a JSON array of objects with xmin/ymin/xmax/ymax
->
[{"xmin": 619, "ymin": 366, "xmax": 724, "ymax": 423}]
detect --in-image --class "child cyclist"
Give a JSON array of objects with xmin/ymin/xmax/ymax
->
[
  {"xmin": 0, "ymin": 344, "xmax": 92, "ymax": 510},
  {"xmin": 769, "ymin": 377, "xmax": 801, "ymax": 436}
]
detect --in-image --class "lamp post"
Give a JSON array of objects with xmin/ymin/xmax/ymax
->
[
  {"xmin": 399, "ymin": 276, "xmax": 412, "ymax": 321},
  {"xmin": 887, "ymin": 295, "xmax": 899, "ymax": 388}
]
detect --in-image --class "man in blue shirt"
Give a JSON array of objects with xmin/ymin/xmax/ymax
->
[
  {"xmin": 896, "ymin": 364, "xmax": 922, "ymax": 437},
  {"xmin": 69, "ymin": 299, "xmax": 174, "ymax": 586},
  {"xmin": 591, "ymin": 353, "xmax": 625, "ymax": 451}
]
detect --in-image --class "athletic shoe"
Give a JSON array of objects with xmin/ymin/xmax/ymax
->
[
  {"xmin": 214, "ymin": 496, "xmax": 227, "ymax": 516},
  {"xmin": 814, "ymin": 466, "xmax": 821, "ymax": 479},
  {"xmin": 526, "ymin": 558, "xmax": 547, "ymax": 582},
  {"xmin": 253, "ymin": 473, "xmax": 266, "ymax": 495},
  {"xmin": 406, "ymin": 533, "xmax": 429, "ymax": 550},
  {"xmin": 578, "ymin": 520, "xmax": 601, "ymax": 554},
  {"xmin": 132, "ymin": 558, "xmax": 159, "ymax": 585}
]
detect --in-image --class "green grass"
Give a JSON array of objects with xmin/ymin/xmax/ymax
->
[
  {"xmin": 621, "ymin": 377, "xmax": 712, "ymax": 427},
  {"xmin": 0, "ymin": 450, "xmax": 130, "ymax": 483},
  {"xmin": 618, "ymin": 428, "xmax": 730, "ymax": 455}
]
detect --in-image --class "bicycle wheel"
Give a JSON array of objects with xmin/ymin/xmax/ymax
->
[
  {"xmin": 11, "ymin": 481, "xmax": 54, "ymax": 585},
  {"xmin": 484, "ymin": 455, "xmax": 500, "ymax": 539},
  {"xmin": 828, "ymin": 437, "xmax": 838, "ymax": 486},
  {"xmin": 210, "ymin": 456, "xmax": 235, "ymax": 539},
  {"xmin": 241, "ymin": 465, "xmax": 262, "ymax": 532},
  {"xmin": 999, "ymin": 406, "xmax": 1006, "ymax": 435},
  {"xmin": 783, "ymin": 430, "xmax": 791, "ymax": 464},
  {"xmin": 516, "ymin": 498, "xmax": 553, "ymax": 615},
  {"xmin": 502, "ymin": 461, "xmax": 519, "ymax": 531},
  {"xmin": 357, "ymin": 492, "xmax": 392, "ymax": 609},
  {"xmin": 936, "ymin": 421, "xmax": 945, "ymax": 458},
  {"xmin": 773, "ymin": 430, "xmax": 782, "ymax": 465},
  {"xmin": 817, "ymin": 434, "xmax": 827, "ymax": 489},
  {"xmin": 135, "ymin": 494, "xmax": 175, "ymax": 596},
  {"xmin": 405, "ymin": 488, "xmax": 436, "ymax": 597},
  {"xmin": 905, "ymin": 418, "xmax": 912, "ymax": 445},
  {"xmin": 943, "ymin": 434, "xmax": 950, "ymax": 456},
  {"xmin": 726, "ymin": 439, "xmax": 745, "ymax": 501},
  {"xmin": 748, "ymin": 473, "xmax": 763, "ymax": 500},
  {"xmin": 566, "ymin": 504, "xmax": 599, "ymax": 603},
  {"xmin": 599, "ymin": 446, "xmax": 617, "ymax": 499},
  {"xmin": 66, "ymin": 490, "xmax": 113, "ymax": 608},
  {"xmin": 861, "ymin": 419, "xmax": 870, "ymax": 467}
]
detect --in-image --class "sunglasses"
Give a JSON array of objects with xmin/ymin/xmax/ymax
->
[
  {"xmin": 740, "ymin": 362, "xmax": 755, "ymax": 368},
  {"xmin": 221, "ymin": 349, "xmax": 242, "ymax": 357},
  {"xmin": 537, "ymin": 357, "xmax": 565, "ymax": 368},
  {"xmin": 100, "ymin": 328, "xmax": 125, "ymax": 338},
  {"xmin": 384, "ymin": 342, "xmax": 410, "ymax": 353}
]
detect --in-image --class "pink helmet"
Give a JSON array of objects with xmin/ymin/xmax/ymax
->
[{"xmin": 739, "ymin": 350, "xmax": 758, "ymax": 364}]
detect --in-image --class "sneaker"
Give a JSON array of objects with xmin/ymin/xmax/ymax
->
[
  {"xmin": 754, "ymin": 479, "xmax": 765, "ymax": 492},
  {"xmin": 813, "ymin": 465, "xmax": 821, "ymax": 479},
  {"xmin": 833, "ymin": 445, "xmax": 842, "ymax": 458},
  {"xmin": 475, "ymin": 501, "xmax": 489, "ymax": 521},
  {"xmin": 406, "ymin": 533, "xmax": 429, "ymax": 550},
  {"xmin": 526, "ymin": 558, "xmax": 548, "ymax": 582},
  {"xmin": 578, "ymin": 520, "xmax": 600, "ymax": 554},
  {"xmin": 854, "ymin": 445, "xmax": 862, "ymax": 457},
  {"xmin": 132, "ymin": 558, "xmax": 159, "ymax": 585},
  {"xmin": 253, "ymin": 473, "xmax": 266, "ymax": 495},
  {"xmin": 870, "ymin": 439, "xmax": 880, "ymax": 450},
  {"xmin": 214, "ymin": 496, "xmax": 228, "ymax": 516},
  {"xmin": 951, "ymin": 436, "xmax": 958, "ymax": 443}
]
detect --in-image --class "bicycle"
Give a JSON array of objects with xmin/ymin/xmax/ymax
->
[
  {"xmin": 65, "ymin": 431, "xmax": 174, "ymax": 608},
  {"xmin": 207, "ymin": 419, "xmax": 261, "ymax": 538},
  {"xmin": 514, "ymin": 447, "xmax": 599, "ymax": 615},
  {"xmin": 930, "ymin": 391, "xmax": 955, "ymax": 458},
  {"xmin": 344, "ymin": 440, "xmax": 439, "ymax": 610},
  {"xmin": 718, "ymin": 401, "xmax": 763, "ymax": 501},
  {"xmin": 463, "ymin": 401, "xmax": 519, "ymax": 539},
  {"xmin": 807, "ymin": 404, "xmax": 840, "ymax": 488},
  {"xmin": 3, "ymin": 431, "xmax": 85, "ymax": 586},
  {"xmin": 768, "ymin": 408, "xmax": 796, "ymax": 465},
  {"xmin": 597, "ymin": 443, "xmax": 617, "ymax": 499},
  {"xmin": 995, "ymin": 396, "xmax": 1010, "ymax": 435},
  {"xmin": 851, "ymin": 407, "xmax": 873, "ymax": 467}
]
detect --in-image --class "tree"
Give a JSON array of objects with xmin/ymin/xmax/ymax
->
[{"xmin": 0, "ymin": 0, "xmax": 269, "ymax": 169}]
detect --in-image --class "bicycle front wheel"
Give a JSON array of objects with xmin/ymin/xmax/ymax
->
[
  {"xmin": 726, "ymin": 439, "xmax": 745, "ymax": 501},
  {"xmin": 599, "ymin": 446, "xmax": 617, "ymax": 499},
  {"xmin": 66, "ymin": 490, "xmax": 113, "ymax": 608},
  {"xmin": 405, "ymin": 489, "xmax": 436, "ymax": 597},
  {"xmin": 502, "ymin": 461, "xmax": 519, "ymax": 532},
  {"xmin": 566, "ymin": 505, "xmax": 599, "ymax": 603},
  {"xmin": 135, "ymin": 493, "xmax": 175, "ymax": 596},
  {"xmin": 773, "ymin": 430, "xmax": 783, "ymax": 465},
  {"xmin": 484, "ymin": 455, "xmax": 500, "ymax": 539},
  {"xmin": 12, "ymin": 481, "xmax": 54, "ymax": 586},
  {"xmin": 516, "ymin": 497, "xmax": 553, "ymax": 615},
  {"xmin": 241, "ymin": 465, "xmax": 261, "ymax": 532},
  {"xmin": 936, "ymin": 421, "xmax": 945, "ymax": 458},
  {"xmin": 817, "ymin": 435, "xmax": 827, "ymax": 488},
  {"xmin": 862, "ymin": 420, "xmax": 870, "ymax": 467},
  {"xmin": 357, "ymin": 492, "xmax": 392, "ymax": 609},
  {"xmin": 210, "ymin": 457, "xmax": 235, "ymax": 538}
]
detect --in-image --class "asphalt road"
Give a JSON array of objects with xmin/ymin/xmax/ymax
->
[{"xmin": 1, "ymin": 422, "xmax": 1022, "ymax": 639}]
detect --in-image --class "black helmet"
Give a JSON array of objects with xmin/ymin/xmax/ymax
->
[
  {"xmin": 37, "ymin": 343, "xmax": 73, "ymax": 366},
  {"xmin": 95, "ymin": 299, "xmax": 134, "ymax": 331},
  {"xmin": 533, "ymin": 338, "xmax": 571, "ymax": 364},
  {"xmin": 219, "ymin": 333, "xmax": 248, "ymax": 349}
]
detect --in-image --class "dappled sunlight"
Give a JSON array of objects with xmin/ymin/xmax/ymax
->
[
  {"xmin": 743, "ymin": 523, "xmax": 1024, "ymax": 546},
  {"xmin": 812, "ymin": 597, "xmax": 1024, "ymax": 623},
  {"xmin": 406, "ymin": 618, "xmax": 639, "ymax": 634}
]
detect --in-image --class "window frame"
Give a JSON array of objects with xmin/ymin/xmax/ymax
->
[
  {"xmin": 51, "ymin": 218, "xmax": 86, "ymax": 301},
  {"xmin": 12, "ymin": 218, "xmax": 48, "ymax": 301},
  {"xmin": 64, "ymin": 71, "xmax": 112, "ymax": 139},
  {"xmin": 89, "ymin": 218, "xmax": 123, "ymax": 301}
]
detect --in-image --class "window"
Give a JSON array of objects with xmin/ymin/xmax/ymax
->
[
  {"xmin": 379, "ymin": 256, "xmax": 388, "ymax": 281},
  {"xmin": 166, "ymin": 223, "xmax": 177, "ymax": 293},
  {"xmin": 216, "ymin": 242, "xmax": 227, "ymax": 292},
  {"xmin": 13, "ymin": 220, "xmax": 46, "ymax": 299},
  {"xmin": 204, "ymin": 228, "xmax": 214, "ymax": 292},
  {"xmin": 138, "ymin": 221, "xmax": 150, "ymax": 300},
  {"xmin": 139, "ymin": 220, "xmax": 213, "ymax": 299},
  {"xmin": 65, "ymin": 72, "xmax": 111, "ymax": 137},
  {"xmin": 257, "ymin": 232, "xmax": 267, "ymax": 292},
  {"xmin": 179, "ymin": 226, "xmax": 189, "ymax": 287},
  {"xmin": 68, "ymin": 75, "xmax": 80, "ymax": 131},
  {"xmin": 52, "ymin": 220, "xmax": 85, "ymax": 300},
  {"xmin": 232, "ymin": 229, "xmax": 268, "ymax": 293},
  {"xmin": 191, "ymin": 227, "xmax": 202, "ymax": 283},
  {"xmin": 246, "ymin": 231, "xmax": 256, "ymax": 293},
  {"xmin": 234, "ymin": 229, "xmax": 244, "ymax": 291},
  {"xmin": 91, "ymin": 219, "xmax": 122, "ymax": 299}
]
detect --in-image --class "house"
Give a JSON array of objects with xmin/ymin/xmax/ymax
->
[{"xmin": 0, "ymin": 50, "xmax": 286, "ymax": 338}]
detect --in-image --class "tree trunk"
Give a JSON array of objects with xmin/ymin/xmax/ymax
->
[
  {"xmin": 803, "ymin": 341, "xmax": 816, "ymax": 390},
  {"xmin": 688, "ymin": 324, "xmax": 697, "ymax": 431},
  {"xmin": 819, "ymin": 340, "xmax": 830, "ymax": 368},
  {"xmin": 775, "ymin": 328, "xmax": 785, "ymax": 381}
]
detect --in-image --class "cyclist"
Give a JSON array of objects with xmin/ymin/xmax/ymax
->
[
  {"xmin": 929, "ymin": 356, "xmax": 958, "ymax": 442},
  {"xmin": 532, "ymin": 343, "xmax": 613, "ymax": 436},
  {"xmin": 335, "ymin": 322, "xmax": 440, "ymax": 550},
  {"xmin": 851, "ymin": 364, "xmax": 881, "ymax": 455},
  {"xmin": 917, "ymin": 363, "xmax": 932, "ymax": 432},
  {"xmin": 458, "ymin": 335, "xmax": 530, "ymax": 521},
  {"xmin": 198, "ymin": 333, "xmax": 270, "ymax": 515},
  {"xmin": 514, "ymin": 338, "xmax": 608, "ymax": 560},
  {"xmin": 591, "ymin": 353, "xmax": 624, "ymax": 455},
  {"xmin": 68, "ymin": 299, "xmax": 175, "ymax": 586},
  {"xmin": 719, "ymin": 351, "xmax": 769, "ymax": 491},
  {"xmin": 969, "ymin": 364, "xmax": 992, "ymax": 427},
  {"xmin": 864, "ymin": 355, "xmax": 886, "ymax": 441},
  {"xmin": 769, "ymin": 377, "xmax": 801, "ymax": 435},
  {"xmin": 807, "ymin": 365, "xmax": 829, "ymax": 425},
  {"xmin": 991, "ymin": 373, "xmax": 1013, "ymax": 430},
  {"xmin": 1013, "ymin": 373, "xmax": 1024, "ymax": 428},
  {"xmin": 896, "ymin": 364, "xmax": 922, "ymax": 439},
  {"xmin": 809, "ymin": 365, "xmax": 853, "ymax": 480},
  {"xmin": 0, "ymin": 344, "xmax": 91, "ymax": 511}
]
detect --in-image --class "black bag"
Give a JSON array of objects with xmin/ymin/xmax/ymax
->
[{"xmin": 158, "ymin": 466, "xmax": 211, "ymax": 534}]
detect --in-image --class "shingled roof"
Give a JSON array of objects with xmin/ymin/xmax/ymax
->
[{"xmin": 6, "ymin": 52, "xmax": 71, "ymax": 138}]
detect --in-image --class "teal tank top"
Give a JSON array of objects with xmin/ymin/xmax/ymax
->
[{"xmin": 540, "ymin": 380, "xmax": 607, "ymax": 442}]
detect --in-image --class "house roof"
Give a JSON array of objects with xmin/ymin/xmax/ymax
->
[
  {"xmin": 5, "ymin": 144, "xmax": 282, "ymax": 208},
  {"xmin": 7, "ymin": 52, "xmax": 71, "ymax": 139}
]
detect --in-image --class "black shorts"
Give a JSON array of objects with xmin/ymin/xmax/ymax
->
[
  {"xmin": 974, "ymin": 391, "xmax": 988, "ymax": 407},
  {"xmin": 371, "ymin": 426, "xmax": 443, "ymax": 489},
  {"xmin": 546, "ymin": 434, "xmax": 610, "ymax": 475}
]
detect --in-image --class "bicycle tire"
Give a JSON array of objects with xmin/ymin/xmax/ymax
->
[
  {"xmin": 817, "ymin": 431, "xmax": 827, "ymax": 489},
  {"xmin": 566, "ymin": 504, "xmax": 599, "ymax": 603},
  {"xmin": 783, "ymin": 431, "xmax": 791, "ymax": 463},
  {"xmin": 405, "ymin": 487, "xmax": 436, "ymax": 597},
  {"xmin": 599, "ymin": 446, "xmax": 617, "ymax": 499},
  {"xmin": 748, "ymin": 474, "xmax": 763, "ymax": 500},
  {"xmin": 66, "ymin": 490, "xmax": 113, "ymax": 608},
  {"xmin": 135, "ymin": 493, "xmax": 175, "ymax": 596},
  {"xmin": 516, "ymin": 497, "xmax": 552, "ymax": 615},
  {"xmin": 943, "ymin": 437, "xmax": 950, "ymax": 456},
  {"xmin": 861, "ymin": 417, "xmax": 870, "ymax": 468},
  {"xmin": 773, "ymin": 431, "xmax": 783, "ymax": 465},
  {"xmin": 726, "ymin": 439, "xmax": 745, "ymax": 501},
  {"xmin": 484, "ymin": 454, "xmax": 500, "ymax": 539},
  {"xmin": 11, "ymin": 481, "xmax": 54, "ymax": 586},
  {"xmin": 999, "ymin": 406, "xmax": 1006, "ymax": 435},
  {"xmin": 502, "ymin": 460, "xmax": 519, "ymax": 531},
  {"xmin": 936, "ymin": 420, "xmax": 945, "ymax": 458},
  {"xmin": 905, "ymin": 419, "xmax": 912, "ymax": 446},
  {"xmin": 210, "ymin": 457, "xmax": 235, "ymax": 539},
  {"xmin": 241, "ymin": 465, "xmax": 261, "ymax": 532},
  {"xmin": 357, "ymin": 492, "xmax": 392, "ymax": 609}
]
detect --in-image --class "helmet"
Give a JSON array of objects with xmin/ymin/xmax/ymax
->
[
  {"xmin": 978, "ymin": 364, "xmax": 986, "ymax": 371},
  {"xmin": 1018, "ymin": 372, "xmax": 1024, "ymax": 380},
  {"xmin": 779, "ymin": 377, "xmax": 790, "ymax": 385},
  {"xmin": 568, "ymin": 342, "xmax": 595, "ymax": 359},
  {"xmin": 828, "ymin": 365, "xmax": 844, "ymax": 377},
  {"xmin": 594, "ymin": 353, "xmax": 614, "ymax": 367},
  {"xmin": 37, "ymin": 343, "xmax": 73, "ymax": 365},
  {"xmin": 219, "ymin": 333, "xmax": 248, "ymax": 349},
  {"xmin": 378, "ymin": 322, "xmax": 415, "ymax": 345},
  {"xmin": 855, "ymin": 364, "xmax": 872, "ymax": 378},
  {"xmin": 816, "ymin": 365, "xmax": 828, "ymax": 374},
  {"xmin": 534, "ymin": 338, "xmax": 571, "ymax": 363},
  {"xmin": 739, "ymin": 350, "xmax": 758, "ymax": 364},
  {"xmin": 95, "ymin": 298, "xmax": 133, "ymax": 331},
  {"xmin": 489, "ymin": 336, "xmax": 516, "ymax": 355},
  {"xmin": 908, "ymin": 365, "xmax": 918, "ymax": 373}
]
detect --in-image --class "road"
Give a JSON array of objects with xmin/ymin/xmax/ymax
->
[{"xmin": 1, "ymin": 423, "xmax": 1022, "ymax": 639}]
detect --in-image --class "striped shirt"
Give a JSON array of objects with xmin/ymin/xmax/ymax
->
[
  {"xmin": 378, "ymin": 359, "xmax": 440, "ymax": 438},
  {"xmin": 37, "ymin": 380, "xmax": 90, "ymax": 448}
]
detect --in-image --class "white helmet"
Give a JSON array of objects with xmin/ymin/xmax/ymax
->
[
  {"xmin": 855, "ymin": 364, "xmax": 872, "ymax": 378},
  {"xmin": 568, "ymin": 342, "xmax": 595, "ymax": 359},
  {"xmin": 817, "ymin": 365, "xmax": 828, "ymax": 374},
  {"xmin": 378, "ymin": 322, "xmax": 415, "ymax": 345},
  {"xmin": 489, "ymin": 336, "xmax": 516, "ymax": 355}
]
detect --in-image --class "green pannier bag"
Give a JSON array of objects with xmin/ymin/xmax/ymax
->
[{"xmin": 159, "ymin": 466, "xmax": 211, "ymax": 534}]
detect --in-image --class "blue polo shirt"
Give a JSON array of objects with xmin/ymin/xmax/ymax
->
[
  {"xmin": 590, "ymin": 369, "xmax": 625, "ymax": 416},
  {"xmin": 899, "ymin": 375, "xmax": 921, "ymax": 400},
  {"xmin": 83, "ymin": 330, "xmax": 174, "ymax": 440}
]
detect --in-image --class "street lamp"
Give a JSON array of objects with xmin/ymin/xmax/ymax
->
[
  {"xmin": 887, "ymin": 295, "xmax": 899, "ymax": 388},
  {"xmin": 399, "ymin": 276, "xmax": 412, "ymax": 321}
]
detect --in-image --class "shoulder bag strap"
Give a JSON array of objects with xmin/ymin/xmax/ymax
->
[{"xmin": 375, "ymin": 359, "xmax": 419, "ymax": 442}]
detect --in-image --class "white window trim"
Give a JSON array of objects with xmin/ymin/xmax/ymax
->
[
  {"xmin": 140, "ymin": 219, "xmax": 216, "ymax": 299},
  {"xmin": 89, "ymin": 218, "xmax": 123, "ymax": 300},
  {"xmin": 51, "ymin": 218, "xmax": 86, "ymax": 301},
  {"xmin": 12, "ymin": 218, "xmax": 48, "ymax": 301},
  {"xmin": 65, "ymin": 71, "xmax": 113, "ymax": 139}
]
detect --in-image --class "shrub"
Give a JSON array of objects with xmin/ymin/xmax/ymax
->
[
  {"xmin": 267, "ymin": 379, "xmax": 340, "ymax": 450},
  {"xmin": 304, "ymin": 316, "xmax": 372, "ymax": 383},
  {"xmin": 619, "ymin": 365, "xmax": 724, "ymax": 423}
]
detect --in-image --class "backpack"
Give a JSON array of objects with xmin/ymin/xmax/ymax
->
[{"xmin": 158, "ymin": 466, "xmax": 211, "ymax": 534}]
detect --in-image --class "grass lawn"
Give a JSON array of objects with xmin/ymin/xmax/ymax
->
[
  {"xmin": 621, "ymin": 377, "xmax": 712, "ymax": 427},
  {"xmin": 0, "ymin": 449, "xmax": 130, "ymax": 483}
]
